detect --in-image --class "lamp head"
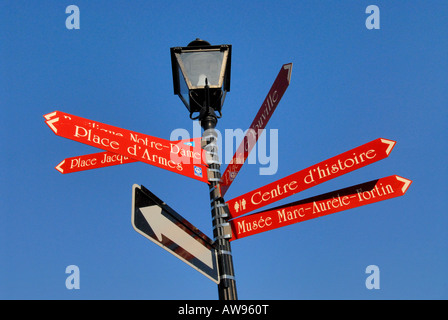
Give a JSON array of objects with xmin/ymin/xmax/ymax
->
[{"xmin": 171, "ymin": 39, "xmax": 232, "ymax": 120}]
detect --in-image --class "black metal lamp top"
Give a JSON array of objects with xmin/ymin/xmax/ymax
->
[
  {"xmin": 187, "ymin": 38, "xmax": 211, "ymax": 47},
  {"xmin": 170, "ymin": 39, "xmax": 232, "ymax": 120}
]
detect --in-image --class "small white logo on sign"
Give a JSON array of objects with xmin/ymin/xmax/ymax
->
[
  {"xmin": 194, "ymin": 166, "xmax": 203, "ymax": 178},
  {"xmin": 233, "ymin": 199, "xmax": 247, "ymax": 213}
]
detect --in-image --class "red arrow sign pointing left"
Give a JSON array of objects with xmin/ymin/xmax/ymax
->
[
  {"xmin": 55, "ymin": 135, "xmax": 202, "ymax": 174},
  {"xmin": 44, "ymin": 111, "xmax": 209, "ymax": 183},
  {"xmin": 54, "ymin": 151, "xmax": 137, "ymax": 174}
]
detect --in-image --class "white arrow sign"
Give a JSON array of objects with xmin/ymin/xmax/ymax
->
[
  {"xmin": 131, "ymin": 184, "xmax": 219, "ymax": 284},
  {"xmin": 140, "ymin": 205, "xmax": 214, "ymax": 269}
]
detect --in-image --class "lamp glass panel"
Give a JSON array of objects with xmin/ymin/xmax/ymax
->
[
  {"xmin": 180, "ymin": 51, "xmax": 224, "ymax": 88},
  {"xmin": 178, "ymin": 64, "xmax": 190, "ymax": 108}
]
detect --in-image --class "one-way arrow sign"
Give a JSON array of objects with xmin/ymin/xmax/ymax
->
[{"xmin": 131, "ymin": 184, "xmax": 219, "ymax": 284}]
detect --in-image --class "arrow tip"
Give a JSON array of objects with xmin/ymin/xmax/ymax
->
[
  {"xmin": 140, "ymin": 205, "xmax": 164, "ymax": 241},
  {"xmin": 380, "ymin": 138, "xmax": 396, "ymax": 155},
  {"xmin": 395, "ymin": 176, "xmax": 412, "ymax": 194},
  {"xmin": 55, "ymin": 160, "xmax": 65, "ymax": 173},
  {"xmin": 43, "ymin": 111, "xmax": 58, "ymax": 120},
  {"xmin": 283, "ymin": 63, "xmax": 293, "ymax": 84},
  {"xmin": 44, "ymin": 111, "xmax": 60, "ymax": 134}
]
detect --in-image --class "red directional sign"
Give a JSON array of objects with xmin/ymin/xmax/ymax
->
[
  {"xmin": 44, "ymin": 111, "xmax": 209, "ymax": 183},
  {"xmin": 220, "ymin": 63, "xmax": 293, "ymax": 196},
  {"xmin": 226, "ymin": 138, "xmax": 396, "ymax": 218},
  {"xmin": 55, "ymin": 151, "xmax": 137, "ymax": 174},
  {"xmin": 55, "ymin": 132, "xmax": 202, "ymax": 174},
  {"xmin": 229, "ymin": 175, "xmax": 412, "ymax": 241},
  {"xmin": 55, "ymin": 135, "xmax": 202, "ymax": 174}
]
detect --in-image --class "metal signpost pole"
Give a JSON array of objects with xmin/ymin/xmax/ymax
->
[{"xmin": 200, "ymin": 92, "xmax": 238, "ymax": 300}]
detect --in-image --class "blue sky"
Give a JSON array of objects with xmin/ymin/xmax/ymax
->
[{"xmin": 1, "ymin": 0, "xmax": 447, "ymax": 299}]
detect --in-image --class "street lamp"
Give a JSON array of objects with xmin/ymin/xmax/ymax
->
[
  {"xmin": 170, "ymin": 39, "xmax": 232, "ymax": 120},
  {"xmin": 170, "ymin": 39, "xmax": 237, "ymax": 300}
]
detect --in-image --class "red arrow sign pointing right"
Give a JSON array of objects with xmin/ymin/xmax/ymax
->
[
  {"xmin": 229, "ymin": 175, "xmax": 412, "ymax": 241},
  {"xmin": 226, "ymin": 138, "xmax": 396, "ymax": 218}
]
